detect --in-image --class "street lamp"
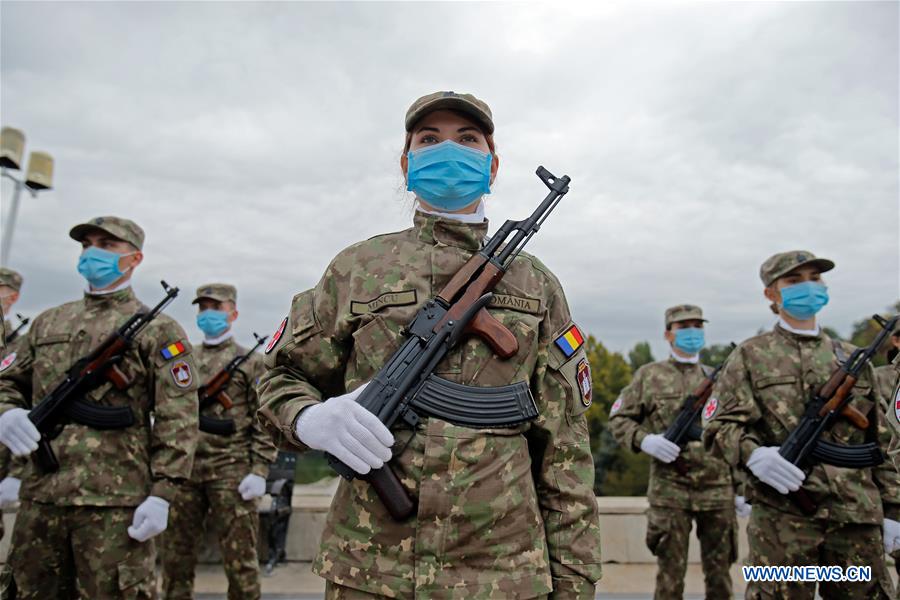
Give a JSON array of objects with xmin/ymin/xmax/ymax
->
[{"xmin": 0, "ymin": 126, "xmax": 54, "ymax": 266}]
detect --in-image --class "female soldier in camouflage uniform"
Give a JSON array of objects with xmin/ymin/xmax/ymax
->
[
  {"xmin": 258, "ymin": 91, "xmax": 603, "ymax": 599},
  {"xmin": 703, "ymin": 250, "xmax": 900, "ymax": 599}
]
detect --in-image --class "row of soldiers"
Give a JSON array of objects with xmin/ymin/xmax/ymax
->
[
  {"xmin": 609, "ymin": 250, "xmax": 900, "ymax": 599},
  {"xmin": 0, "ymin": 216, "xmax": 276, "ymax": 599},
  {"xmin": 0, "ymin": 213, "xmax": 898, "ymax": 600}
]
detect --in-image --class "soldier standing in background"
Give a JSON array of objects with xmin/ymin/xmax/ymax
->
[
  {"xmin": 703, "ymin": 250, "xmax": 899, "ymax": 599},
  {"xmin": 0, "ymin": 216, "xmax": 199, "ymax": 599},
  {"xmin": 874, "ymin": 321, "xmax": 900, "ymax": 581},
  {"xmin": 0, "ymin": 268, "xmax": 25, "ymax": 534},
  {"xmin": 160, "ymin": 283, "xmax": 276, "ymax": 600},
  {"xmin": 0, "ymin": 269, "xmax": 24, "ymax": 344},
  {"xmin": 609, "ymin": 304, "xmax": 740, "ymax": 600}
]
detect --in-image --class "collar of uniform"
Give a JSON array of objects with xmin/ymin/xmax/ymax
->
[
  {"xmin": 775, "ymin": 320, "xmax": 823, "ymax": 343},
  {"xmin": 203, "ymin": 332, "xmax": 235, "ymax": 350},
  {"xmin": 668, "ymin": 349, "xmax": 700, "ymax": 365},
  {"xmin": 83, "ymin": 285, "xmax": 135, "ymax": 306},
  {"xmin": 414, "ymin": 211, "xmax": 489, "ymax": 251}
]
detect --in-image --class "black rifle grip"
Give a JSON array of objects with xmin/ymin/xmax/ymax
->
[
  {"xmin": 364, "ymin": 465, "xmax": 415, "ymax": 521},
  {"xmin": 672, "ymin": 456, "xmax": 689, "ymax": 477},
  {"xmin": 789, "ymin": 488, "xmax": 817, "ymax": 515},
  {"xmin": 35, "ymin": 437, "xmax": 59, "ymax": 473}
]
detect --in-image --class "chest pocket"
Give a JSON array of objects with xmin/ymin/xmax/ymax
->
[
  {"xmin": 752, "ymin": 374, "xmax": 801, "ymax": 439},
  {"xmin": 33, "ymin": 333, "xmax": 73, "ymax": 379},
  {"xmin": 648, "ymin": 393, "xmax": 683, "ymax": 433},
  {"xmin": 349, "ymin": 316, "xmax": 404, "ymax": 382}
]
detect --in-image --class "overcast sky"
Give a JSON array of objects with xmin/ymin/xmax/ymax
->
[{"xmin": 1, "ymin": 1, "xmax": 897, "ymax": 360}]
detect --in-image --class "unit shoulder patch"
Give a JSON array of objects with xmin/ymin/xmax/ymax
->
[
  {"xmin": 894, "ymin": 386, "xmax": 900, "ymax": 425},
  {"xmin": 265, "ymin": 317, "xmax": 288, "ymax": 354},
  {"xmin": 576, "ymin": 358, "xmax": 592, "ymax": 407},
  {"xmin": 702, "ymin": 395, "xmax": 719, "ymax": 420},
  {"xmin": 0, "ymin": 352, "xmax": 16, "ymax": 373},
  {"xmin": 170, "ymin": 360, "xmax": 193, "ymax": 388},
  {"xmin": 610, "ymin": 395, "xmax": 623, "ymax": 416}
]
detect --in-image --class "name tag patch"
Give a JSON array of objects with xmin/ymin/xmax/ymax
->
[
  {"xmin": 350, "ymin": 290, "xmax": 418, "ymax": 315},
  {"xmin": 488, "ymin": 294, "xmax": 542, "ymax": 315}
]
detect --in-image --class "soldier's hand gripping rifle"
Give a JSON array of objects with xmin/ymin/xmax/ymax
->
[
  {"xmin": 664, "ymin": 343, "xmax": 735, "ymax": 476},
  {"xmin": 4, "ymin": 314, "xmax": 29, "ymax": 344},
  {"xmin": 197, "ymin": 332, "xmax": 268, "ymax": 436},
  {"xmin": 27, "ymin": 281, "xmax": 179, "ymax": 473},
  {"xmin": 326, "ymin": 166, "xmax": 570, "ymax": 520},
  {"xmin": 779, "ymin": 314, "xmax": 897, "ymax": 514}
]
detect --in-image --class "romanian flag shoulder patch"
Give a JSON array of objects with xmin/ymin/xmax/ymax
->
[
  {"xmin": 160, "ymin": 340, "xmax": 187, "ymax": 360},
  {"xmin": 554, "ymin": 324, "xmax": 584, "ymax": 358}
]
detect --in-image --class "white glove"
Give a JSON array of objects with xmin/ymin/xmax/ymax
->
[
  {"xmin": 0, "ymin": 408, "xmax": 40, "ymax": 456},
  {"xmin": 639, "ymin": 434, "xmax": 680, "ymax": 463},
  {"xmin": 746, "ymin": 446, "xmax": 805, "ymax": 494},
  {"xmin": 734, "ymin": 495, "xmax": 752, "ymax": 518},
  {"xmin": 238, "ymin": 473, "xmax": 266, "ymax": 501},
  {"xmin": 295, "ymin": 382, "xmax": 394, "ymax": 475},
  {"xmin": 884, "ymin": 518, "xmax": 900, "ymax": 554},
  {"xmin": 0, "ymin": 477, "xmax": 21, "ymax": 508},
  {"xmin": 127, "ymin": 496, "xmax": 169, "ymax": 542}
]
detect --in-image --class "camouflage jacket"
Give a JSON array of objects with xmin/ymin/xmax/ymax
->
[
  {"xmin": 258, "ymin": 213, "xmax": 603, "ymax": 599},
  {"xmin": 0, "ymin": 333, "xmax": 27, "ymax": 482},
  {"xmin": 703, "ymin": 324, "xmax": 900, "ymax": 524},
  {"xmin": 608, "ymin": 358, "xmax": 735, "ymax": 510},
  {"xmin": 878, "ymin": 359, "xmax": 900, "ymax": 467},
  {"xmin": 0, "ymin": 287, "xmax": 199, "ymax": 506},
  {"xmin": 192, "ymin": 337, "xmax": 276, "ymax": 481}
]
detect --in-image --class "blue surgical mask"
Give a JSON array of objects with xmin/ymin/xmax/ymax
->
[
  {"xmin": 197, "ymin": 309, "xmax": 230, "ymax": 338},
  {"xmin": 407, "ymin": 140, "xmax": 492, "ymax": 212},
  {"xmin": 673, "ymin": 327, "xmax": 705, "ymax": 355},
  {"xmin": 77, "ymin": 246, "xmax": 132, "ymax": 289},
  {"xmin": 780, "ymin": 281, "xmax": 829, "ymax": 320}
]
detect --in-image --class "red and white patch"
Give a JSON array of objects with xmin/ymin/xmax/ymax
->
[
  {"xmin": 576, "ymin": 359, "xmax": 592, "ymax": 407},
  {"xmin": 265, "ymin": 317, "xmax": 288, "ymax": 354},
  {"xmin": 702, "ymin": 396, "xmax": 719, "ymax": 420},
  {"xmin": 0, "ymin": 352, "xmax": 16, "ymax": 373},
  {"xmin": 610, "ymin": 395, "xmax": 623, "ymax": 416},
  {"xmin": 170, "ymin": 360, "xmax": 193, "ymax": 388},
  {"xmin": 894, "ymin": 387, "xmax": 900, "ymax": 425}
]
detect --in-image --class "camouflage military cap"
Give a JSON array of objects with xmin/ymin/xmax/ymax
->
[
  {"xmin": 192, "ymin": 283, "xmax": 237, "ymax": 305},
  {"xmin": 69, "ymin": 216, "xmax": 145, "ymax": 250},
  {"xmin": 0, "ymin": 267, "xmax": 23, "ymax": 291},
  {"xmin": 665, "ymin": 304, "xmax": 707, "ymax": 327},
  {"xmin": 405, "ymin": 91, "xmax": 494, "ymax": 134},
  {"xmin": 759, "ymin": 250, "xmax": 835, "ymax": 286}
]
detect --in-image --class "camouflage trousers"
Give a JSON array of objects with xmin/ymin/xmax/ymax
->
[
  {"xmin": 7, "ymin": 500, "xmax": 156, "ymax": 599},
  {"xmin": 324, "ymin": 580, "xmax": 549, "ymax": 599},
  {"xmin": 645, "ymin": 505, "xmax": 736, "ymax": 600},
  {"xmin": 159, "ymin": 476, "xmax": 261, "ymax": 600},
  {"xmin": 745, "ymin": 503, "xmax": 894, "ymax": 599}
]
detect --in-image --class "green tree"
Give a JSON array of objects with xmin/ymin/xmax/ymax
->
[
  {"xmin": 628, "ymin": 341, "xmax": 655, "ymax": 372},
  {"xmin": 848, "ymin": 300, "xmax": 900, "ymax": 366},
  {"xmin": 583, "ymin": 335, "xmax": 648, "ymax": 495},
  {"xmin": 699, "ymin": 343, "xmax": 736, "ymax": 367}
]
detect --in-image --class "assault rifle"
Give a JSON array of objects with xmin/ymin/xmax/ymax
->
[
  {"xmin": 664, "ymin": 343, "xmax": 735, "ymax": 476},
  {"xmin": 327, "ymin": 166, "xmax": 570, "ymax": 520},
  {"xmin": 28, "ymin": 281, "xmax": 179, "ymax": 472},
  {"xmin": 780, "ymin": 314, "xmax": 897, "ymax": 514},
  {"xmin": 198, "ymin": 332, "xmax": 267, "ymax": 436},
  {"xmin": 4, "ymin": 314, "xmax": 29, "ymax": 344}
]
